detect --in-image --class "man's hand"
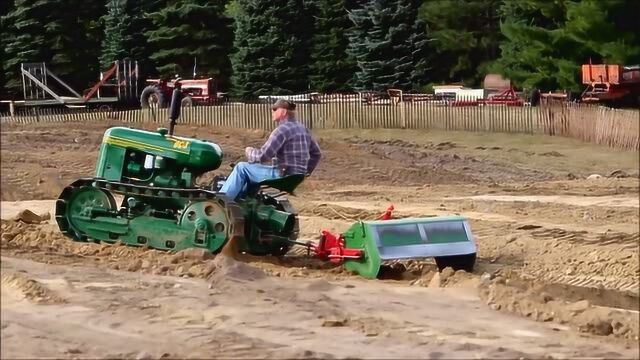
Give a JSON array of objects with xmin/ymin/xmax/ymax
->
[{"xmin": 245, "ymin": 147, "xmax": 254, "ymax": 161}]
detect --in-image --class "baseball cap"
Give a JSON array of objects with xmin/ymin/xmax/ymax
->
[{"xmin": 271, "ymin": 99, "xmax": 296, "ymax": 111}]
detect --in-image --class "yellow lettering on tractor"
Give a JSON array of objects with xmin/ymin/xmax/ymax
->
[{"xmin": 172, "ymin": 140, "xmax": 190, "ymax": 149}]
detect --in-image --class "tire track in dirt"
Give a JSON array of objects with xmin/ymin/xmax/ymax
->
[
  {"xmin": 528, "ymin": 227, "xmax": 639, "ymax": 250},
  {"xmin": 342, "ymin": 136, "xmax": 555, "ymax": 184}
]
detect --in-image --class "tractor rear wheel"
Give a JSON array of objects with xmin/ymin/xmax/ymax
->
[
  {"xmin": 140, "ymin": 85, "xmax": 165, "ymax": 109},
  {"xmin": 181, "ymin": 96, "xmax": 193, "ymax": 107}
]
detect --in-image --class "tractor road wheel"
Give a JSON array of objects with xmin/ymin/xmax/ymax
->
[
  {"xmin": 435, "ymin": 253, "xmax": 476, "ymax": 273},
  {"xmin": 140, "ymin": 85, "xmax": 164, "ymax": 109}
]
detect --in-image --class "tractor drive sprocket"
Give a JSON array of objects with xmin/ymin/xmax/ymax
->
[{"xmin": 55, "ymin": 179, "xmax": 118, "ymax": 242}]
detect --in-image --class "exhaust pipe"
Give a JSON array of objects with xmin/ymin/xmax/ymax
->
[{"xmin": 168, "ymin": 80, "xmax": 182, "ymax": 136}]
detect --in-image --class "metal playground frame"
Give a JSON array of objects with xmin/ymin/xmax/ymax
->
[{"xmin": 15, "ymin": 60, "xmax": 139, "ymax": 109}]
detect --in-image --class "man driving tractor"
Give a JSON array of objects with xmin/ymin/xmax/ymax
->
[{"xmin": 218, "ymin": 99, "xmax": 322, "ymax": 200}]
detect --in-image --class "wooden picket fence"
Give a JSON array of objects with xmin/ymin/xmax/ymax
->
[{"xmin": 1, "ymin": 96, "xmax": 638, "ymax": 150}]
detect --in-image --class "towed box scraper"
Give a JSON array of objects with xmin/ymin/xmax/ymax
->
[{"xmin": 299, "ymin": 206, "xmax": 477, "ymax": 279}]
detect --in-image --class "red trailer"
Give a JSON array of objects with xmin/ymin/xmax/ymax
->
[{"xmin": 581, "ymin": 60, "xmax": 640, "ymax": 106}]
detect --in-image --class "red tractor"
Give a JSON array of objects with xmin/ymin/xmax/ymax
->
[{"xmin": 139, "ymin": 77, "xmax": 224, "ymax": 108}]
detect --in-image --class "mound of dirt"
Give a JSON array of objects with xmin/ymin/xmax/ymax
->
[
  {"xmin": 208, "ymin": 254, "xmax": 267, "ymax": 285},
  {"xmin": 430, "ymin": 268, "xmax": 479, "ymax": 288},
  {"xmin": 0, "ymin": 220, "xmax": 233, "ymax": 280},
  {"xmin": 1, "ymin": 272, "xmax": 66, "ymax": 304},
  {"xmin": 0, "ymin": 219, "xmax": 355, "ymax": 285},
  {"xmin": 10, "ymin": 209, "xmax": 51, "ymax": 224},
  {"xmin": 478, "ymin": 271, "xmax": 639, "ymax": 340},
  {"xmin": 408, "ymin": 266, "xmax": 478, "ymax": 288}
]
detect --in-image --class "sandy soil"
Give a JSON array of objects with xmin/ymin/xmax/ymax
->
[{"xmin": 1, "ymin": 120, "xmax": 639, "ymax": 358}]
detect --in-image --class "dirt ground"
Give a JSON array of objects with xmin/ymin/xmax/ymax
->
[{"xmin": 1, "ymin": 120, "xmax": 639, "ymax": 359}]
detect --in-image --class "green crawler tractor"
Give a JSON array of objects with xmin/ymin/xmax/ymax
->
[
  {"xmin": 55, "ymin": 124, "xmax": 303, "ymax": 256},
  {"xmin": 55, "ymin": 86, "xmax": 300, "ymax": 256}
]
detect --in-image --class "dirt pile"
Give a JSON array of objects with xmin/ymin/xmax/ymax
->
[
  {"xmin": 1, "ymin": 220, "xmax": 218, "ymax": 279},
  {"xmin": 11, "ymin": 209, "xmax": 51, "ymax": 224},
  {"xmin": 0, "ymin": 218, "xmax": 347, "ymax": 283},
  {"xmin": 429, "ymin": 268, "xmax": 479, "ymax": 288},
  {"xmin": 478, "ymin": 271, "xmax": 639, "ymax": 340},
  {"xmin": 1, "ymin": 272, "xmax": 66, "ymax": 304},
  {"xmin": 208, "ymin": 253, "xmax": 267, "ymax": 287},
  {"xmin": 405, "ymin": 266, "xmax": 479, "ymax": 288}
]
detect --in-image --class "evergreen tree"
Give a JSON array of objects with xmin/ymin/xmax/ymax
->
[
  {"xmin": 230, "ymin": 0, "xmax": 314, "ymax": 97},
  {"xmin": 563, "ymin": 0, "xmax": 640, "ymax": 64},
  {"xmin": 2, "ymin": 0, "xmax": 49, "ymax": 95},
  {"xmin": 308, "ymin": 0, "xmax": 356, "ymax": 92},
  {"xmin": 346, "ymin": 0, "xmax": 429, "ymax": 92},
  {"xmin": 0, "ymin": 0, "xmax": 14, "ymax": 98},
  {"xmin": 419, "ymin": 0, "xmax": 501, "ymax": 86},
  {"xmin": 490, "ymin": 0, "xmax": 575, "ymax": 91},
  {"xmin": 2, "ymin": 0, "xmax": 103, "ymax": 96},
  {"xmin": 146, "ymin": 0, "xmax": 233, "ymax": 87},
  {"xmin": 129, "ymin": 0, "xmax": 166, "ymax": 78},
  {"xmin": 72, "ymin": 0, "xmax": 104, "ymax": 89},
  {"xmin": 100, "ymin": 0, "xmax": 163, "ymax": 78},
  {"xmin": 408, "ymin": 11, "xmax": 430, "ymax": 91},
  {"xmin": 491, "ymin": 0, "xmax": 640, "ymax": 92},
  {"xmin": 100, "ymin": 0, "xmax": 132, "ymax": 68}
]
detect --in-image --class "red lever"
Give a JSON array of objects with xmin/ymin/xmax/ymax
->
[{"xmin": 378, "ymin": 204, "xmax": 394, "ymax": 220}]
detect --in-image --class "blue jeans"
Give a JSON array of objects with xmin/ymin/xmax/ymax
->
[{"xmin": 219, "ymin": 162, "xmax": 281, "ymax": 200}]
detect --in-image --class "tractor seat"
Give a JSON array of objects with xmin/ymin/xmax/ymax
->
[{"xmin": 256, "ymin": 174, "xmax": 306, "ymax": 195}]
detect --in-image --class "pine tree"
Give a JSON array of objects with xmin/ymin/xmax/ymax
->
[
  {"xmin": 145, "ymin": 0, "xmax": 233, "ymax": 87},
  {"xmin": 491, "ymin": 0, "xmax": 640, "ymax": 92},
  {"xmin": 230, "ymin": 0, "xmax": 314, "ymax": 97},
  {"xmin": 408, "ymin": 11, "xmax": 430, "ymax": 91},
  {"xmin": 563, "ymin": 0, "xmax": 640, "ymax": 64},
  {"xmin": 129, "ymin": 1, "xmax": 165, "ymax": 78},
  {"xmin": 2, "ymin": 0, "xmax": 103, "ymax": 96},
  {"xmin": 346, "ymin": 0, "xmax": 429, "ymax": 92},
  {"xmin": 2, "ymin": 0, "xmax": 49, "ymax": 95},
  {"xmin": 71, "ymin": 0, "xmax": 104, "ymax": 90},
  {"xmin": 100, "ymin": 0, "xmax": 132, "ymax": 68},
  {"xmin": 308, "ymin": 0, "xmax": 356, "ymax": 92},
  {"xmin": 418, "ymin": 0, "xmax": 501, "ymax": 86},
  {"xmin": 490, "ymin": 0, "xmax": 575, "ymax": 91},
  {"xmin": 0, "ymin": 0, "xmax": 15, "ymax": 98},
  {"xmin": 99, "ymin": 0, "xmax": 163, "ymax": 78}
]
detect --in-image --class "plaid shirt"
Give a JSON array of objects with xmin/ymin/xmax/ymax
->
[{"xmin": 247, "ymin": 118, "xmax": 322, "ymax": 175}]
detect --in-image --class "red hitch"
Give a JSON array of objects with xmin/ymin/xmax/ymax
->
[
  {"xmin": 314, "ymin": 230, "xmax": 363, "ymax": 264},
  {"xmin": 310, "ymin": 204, "xmax": 395, "ymax": 264}
]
